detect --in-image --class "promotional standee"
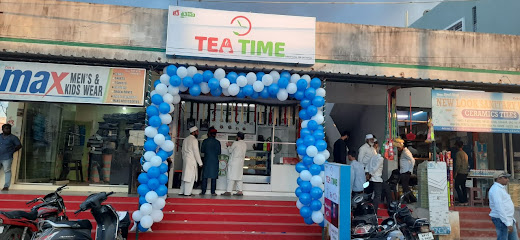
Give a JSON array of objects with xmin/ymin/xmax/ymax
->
[
  {"xmin": 131, "ymin": 65, "xmax": 327, "ymax": 231},
  {"xmin": 323, "ymin": 163, "xmax": 351, "ymax": 240}
]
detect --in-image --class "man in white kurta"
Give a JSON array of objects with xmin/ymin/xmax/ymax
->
[
  {"xmin": 222, "ymin": 132, "xmax": 247, "ymax": 196},
  {"xmin": 358, "ymin": 134, "xmax": 376, "ymax": 172},
  {"xmin": 179, "ymin": 126, "xmax": 203, "ymax": 196}
]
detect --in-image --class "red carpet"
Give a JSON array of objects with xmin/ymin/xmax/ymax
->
[{"xmin": 453, "ymin": 206, "xmax": 495, "ymax": 240}]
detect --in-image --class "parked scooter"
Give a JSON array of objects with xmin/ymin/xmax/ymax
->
[
  {"xmin": 32, "ymin": 192, "xmax": 130, "ymax": 240},
  {"xmin": 388, "ymin": 192, "xmax": 433, "ymax": 240},
  {"xmin": 0, "ymin": 185, "xmax": 69, "ymax": 240}
]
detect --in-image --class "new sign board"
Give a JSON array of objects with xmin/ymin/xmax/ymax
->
[{"xmin": 166, "ymin": 7, "xmax": 316, "ymax": 64}]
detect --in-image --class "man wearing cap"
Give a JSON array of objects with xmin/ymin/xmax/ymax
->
[
  {"xmin": 358, "ymin": 134, "xmax": 377, "ymax": 172},
  {"xmin": 222, "ymin": 132, "xmax": 247, "ymax": 196},
  {"xmin": 200, "ymin": 127, "xmax": 221, "ymax": 196},
  {"xmin": 395, "ymin": 138, "xmax": 417, "ymax": 203},
  {"xmin": 489, "ymin": 171, "xmax": 518, "ymax": 239},
  {"xmin": 333, "ymin": 131, "xmax": 350, "ymax": 164},
  {"xmin": 180, "ymin": 126, "xmax": 203, "ymax": 196}
]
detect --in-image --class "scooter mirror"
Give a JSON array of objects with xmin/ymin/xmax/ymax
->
[{"xmin": 363, "ymin": 182, "xmax": 370, "ymax": 188}]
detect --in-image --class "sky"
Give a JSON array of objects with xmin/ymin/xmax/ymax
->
[{"xmin": 60, "ymin": 0, "xmax": 440, "ymax": 27}]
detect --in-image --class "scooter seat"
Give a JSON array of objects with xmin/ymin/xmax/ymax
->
[
  {"xmin": 43, "ymin": 219, "xmax": 92, "ymax": 230},
  {"xmin": 0, "ymin": 210, "xmax": 38, "ymax": 220}
]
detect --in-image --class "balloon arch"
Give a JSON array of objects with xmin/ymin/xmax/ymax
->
[{"xmin": 132, "ymin": 65, "xmax": 328, "ymax": 231}]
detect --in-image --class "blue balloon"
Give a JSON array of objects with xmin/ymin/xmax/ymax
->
[
  {"xmin": 304, "ymin": 135, "xmax": 316, "ymax": 146},
  {"xmin": 299, "ymin": 109, "xmax": 310, "ymax": 120},
  {"xmin": 236, "ymin": 89, "xmax": 245, "ymax": 98},
  {"xmin": 154, "ymin": 80, "xmax": 161, "ymax": 88},
  {"xmin": 238, "ymin": 72, "xmax": 246, "ymax": 77},
  {"xmin": 193, "ymin": 73, "xmax": 203, "ymax": 84},
  {"xmin": 317, "ymin": 125, "xmax": 324, "ymax": 131},
  {"xmin": 251, "ymin": 92, "xmax": 259, "ymax": 99},
  {"xmin": 268, "ymin": 84, "xmax": 279, "ymax": 96},
  {"xmin": 158, "ymin": 174, "xmax": 168, "ymax": 185},
  {"xmin": 321, "ymin": 164, "xmax": 325, "ymax": 171},
  {"xmin": 156, "ymin": 185, "xmax": 168, "ymax": 196},
  {"xmin": 138, "ymin": 173, "xmax": 149, "ymax": 184},
  {"xmin": 208, "ymin": 78, "xmax": 220, "ymax": 90},
  {"xmin": 300, "ymin": 128, "xmax": 311, "ymax": 138},
  {"xmin": 159, "ymin": 163, "xmax": 168, "ymax": 174},
  {"xmin": 210, "ymin": 87, "xmax": 222, "ymax": 96},
  {"xmin": 227, "ymin": 72, "xmax": 238, "ymax": 83},
  {"xmin": 295, "ymin": 187, "xmax": 303, "ymax": 197},
  {"xmin": 159, "ymin": 102, "xmax": 170, "ymax": 114},
  {"xmin": 300, "ymin": 181, "xmax": 312, "ymax": 193},
  {"xmin": 243, "ymin": 85, "xmax": 254, "ymax": 96},
  {"xmin": 149, "ymin": 116, "xmax": 161, "ymax": 128},
  {"xmin": 307, "ymin": 120, "xmax": 318, "ymax": 131},
  {"xmin": 310, "ymin": 187, "xmax": 323, "ymax": 199},
  {"xmin": 309, "ymin": 164, "xmax": 321, "ymax": 176},
  {"xmin": 304, "ymin": 217, "xmax": 314, "ymax": 225},
  {"xmin": 169, "ymin": 75, "xmax": 182, "ymax": 86},
  {"xmin": 144, "ymin": 140, "xmax": 157, "ymax": 151},
  {"xmin": 310, "ymin": 199, "xmax": 322, "ymax": 211},
  {"xmin": 313, "ymin": 130, "xmax": 325, "ymax": 141},
  {"xmin": 189, "ymin": 85, "xmax": 201, "ymax": 96},
  {"xmin": 316, "ymin": 140, "xmax": 327, "ymax": 151},
  {"xmin": 310, "ymin": 78, "xmax": 321, "ymax": 89},
  {"xmin": 137, "ymin": 184, "xmax": 150, "ymax": 196},
  {"xmin": 297, "ymin": 177, "xmax": 303, "ymax": 186},
  {"xmin": 303, "ymin": 156, "xmax": 314, "ymax": 166},
  {"xmin": 296, "ymin": 138, "xmax": 304, "ymax": 146},
  {"xmin": 140, "ymin": 157, "xmax": 145, "ymax": 165},
  {"xmin": 295, "ymin": 162, "xmax": 307, "ymax": 173},
  {"xmin": 305, "ymin": 88, "xmax": 316, "ymax": 100},
  {"xmin": 319, "ymin": 220, "xmax": 325, "ymax": 227},
  {"xmin": 158, "ymin": 125, "xmax": 170, "ymax": 135},
  {"xmin": 301, "ymin": 99, "xmax": 311, "ymax": 109},
  {"xmin": 203, "ymin": 70, "xmax": 214, "ymax": 82},
  {"xmin": 166, "ymin": 65, "xmax": 178, "ymax": 76},
  {"xmin": 137, "ymin": 224, "xmax": 148, "ymax": 232},
  {"xmin": 281, "ymin": 71, "xmax": 291, "ymax": 79},
  {"xmin": 146, "ymin": 105, "xmax": 159, "ymax": 116},
  {"xmin": 297, "ymin": 145, "xmax": 307, "ymax": 156},
  {"xmin": 300, "ymin": 206, "xmax": 312, "ymax": 218},
  {"xmin": 147, "ymin": 178, "xmax": 160, "ymax": 190},
  {"xmin": 312, "ymin": 96, "xmax": 325, "ymax": 107},
  {"xmin": 165, "ymin": 135, "xmax": 172, "ymax": 140},
  {"xmin": 294, "ymin": 91, "xmax": 305, "ymax": 100},
  {"xmin": 297, "ymin": 79, "xmax": 308, "ymax": 91},
  {"xmin": 260, "ymin": 88, "xmax": 270, "ymax": 99},
  {"xmin": 256, "ymin": 72, "xmax": 265, "ymax": 80},
  {"xmin": 151, "ymin": 94, "xmax": 163, "ymax": 105},
  {"xmin": 278, "ymin": 77, "xmax": 289, "ymax": 89},
  {"xmin": 147, "ymin": 167, "xmax": 160, "ymax": 179},
  {"xmin": 306, "ymin": 105, "xmax": 318, "ymax": 117},
  {"xmin": 157, "ymin": 150, "xmax": 169, "ymax": 161},
  {"xmin": 139, "ymin": 196, "xmax": 147, "ymax": 205},
  {"xmin": 183, "ymin": 76, "xmax": 194, "ymax": 88}
]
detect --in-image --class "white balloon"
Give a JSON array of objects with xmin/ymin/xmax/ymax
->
[
  {"xmin": 159, "ymin": 114, "xmax": 172, "ymax": 125},
  {"xmin": 253, "ymin": 81, "xmax": 264, "ymax": 92},
  {"xmin": 161, "ymin": 140, "xmax": 175, "ymax": 152},
  {"xmin": 155, "ymin": 84, "xmax": 168, "ymax": 96},
  {"xmin": 145, "ymin": 126, "xmax": 158, "ymax": 138},
  {"xmin": 178, "ymin": 83, "xmax": 188, "ymax": 92},
  {"xmin": 140, "ymin": 215, "xmax": 154, "ymax": 228},
  {"xmin": 301, "ymin": 120, "xmax": 309, "ymax": 129},
  {"xmin": 153, "ymin": 134, "xmax": 165, "ymax": 146},
  {"xmin": 220, "ymin": 78, "xmax": 231, "ymax": 89},
  {"xmin": 310, "ymin": 175, "xmax": 322, "ymax": 187},
  {"xmin": 214, "ymin": 68, "xmax": 226, "ymax": 80},
  {"xmin": 151, "ymin": 209, "xmax": 164, "ymax": 222},
  {"xmin": 269, "ymin": 71, "xmax": 280, "ymax": 83},
  {"xmin": 140, "ymin": 203, "xmax": 153, "ymax": 215},
  {"xmin": 312, "ymin": 211, "xmax": 324, "ymax": 224},
  {"xmin": 302, "ymin": 74, "xmax": 311, "ymax": 83},
  {"xmin": 187, "ymin": 66, "xmax": 198, "ymax": 77},
  {"xmin": 313, "ymin": 153, "xmax": 326, "ymax": 165},
  {"xmin": 168, "ymin": 103, "xmax": 175, "ymax": 113},
  {"xmin": 160, "ymin": 195, "xmax": 167, "ymax": 200},
  {"xmin": 162, "ymin": 93, "xmax": 174, "ymax": 104},
  {"xmin": 200, "ymin": 82, "xmax": 211, "ymax": 94},
  {"xmin": 277, "ymin": 89, "xmax": 288, "ymax": 101},
  {"xmin": 306, "ymin": 146, "xmax": 318, "ymax": 157},
  {"xmin": 159, "ymin": 74, "xmax": 170, "ymax": 85},
  {"xmin": 162, "ymin": 66, "xmax": 168, "ymax": 74},
  {"xmin": 150, "ymin": 90, "xmax": 157, "ymax": 97},
  {"xmin": 197, "ymin": 70, "xmax": 204, "ymax": 74},
  {"xmin": 228, "ymin": 84, "xmax": 240, "ymax": 96},
  {"xmin": 321, "ymin": 150, "xmax": 330, "ymax": 159},
  {"xmin": 320, "ymin": 205, "xmax": 325, "ymax": 214},
  {"xmin": 222, "ymin": 87, "xmax": 230, "ymax": 96},
  {"xmin": 236, "ymin": 76, "xmax": 248, "ymax": 87},
  {"xmin": 320, "ymin": 195, "xmax": 324, "ymax": 204},
  {"xmin": 319, "ymin": 171, "xmax": 325, "ymax": 182},
  {"xmin": 143, "ymin": 151, "xmax": 156, "ymax": 161},
  {"xmin": 152, "ymin": 198, "xmax": 166, "ymax": 210},
  {"xmin": 132, "ymin": 210, "xmax": 143, "ymax": 222},
  {"xmin": 286, "ymin": 83, "xmax": 297, "ymax": 94},
  {"xmin": 150, "ymin": 156, "xmax": 162, "ymax": 167},
  {"xmin": 290, "ymin": 74, "xmax": 301, "ymax": 83},
  {"xmin": 246, "ymin": 72, "xmax": 256, "ymax": 85},
  {"xmin": 172, "ymin": 95, "xmax": 181, "ymax": 104},
  {"xmin": 300, "ymin": 170, "xmax": 312, "ymax": 181},
  {"xmin": 296, "ymin": 200, "xmax": 303, "ymax": 209},
  {"xmin": 143, "ymin": 162, "xmax": 152, "ymax": 172},
  {"xmin": 262, "ymin": 74, "xmax": 273, "ymax": 86},
  {"xmin": 312, "ymin": 114, "xmax": 325, "ymax": 125},
  {"xmin": 316, "ymin": 88, "xmax": 326, "ymax": 97},
  {"xmin": 145, "ymin": 191, "xmax": 159, "ymax": 203},
  {"xmin": 168, "ymin": 86, "xmax": 180, "ymax": 96},
  {"xmin": 177, "ymin": 67, "xmax": 188, "ymax": 78}
]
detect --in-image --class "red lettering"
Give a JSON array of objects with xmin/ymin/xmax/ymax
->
[
  {"xmin": 195, "ymin": 36, "xmax": 207, "ymax": 51},
  {"xmin": 44, "ymin": 72, "xmax": 68, "ymax": 96},
  {"xmin": 208, "ymin": 37, "xmax": 218, "ymax": 52},
  {"xmin": 219, "ymin": 38, "xmax": 234, "ymax": 54}
]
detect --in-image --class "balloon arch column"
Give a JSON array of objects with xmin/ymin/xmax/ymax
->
[{"xmin": 131, "ymin": 65, "xmax": 328, "ymax": 231}]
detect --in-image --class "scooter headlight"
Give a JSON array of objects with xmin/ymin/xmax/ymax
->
[
  {"xmin": 420, "ymin": 225, "xmax": 430, "ymax": 233},
  {"xmin": 354, "ymin": 224, "xmax": 374, "ymax": 235}
]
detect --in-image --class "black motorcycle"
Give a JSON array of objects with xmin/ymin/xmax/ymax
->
[
  {"xmin": 351, "ymin": 191, "xmax": 379, "ymax": 238},
  {"xmin": 388, "ymin": 192, "xmax": 433, "ymax": 240}
]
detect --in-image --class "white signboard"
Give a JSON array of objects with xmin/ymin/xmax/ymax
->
[
  {"xmin": 166, "ymin": 7, "xmax": 316, "ymax": 64},
  {"xmin": 427, "ymin": 161, "xmax": 451, "ymax": 235},
  {"xmin": 0, "ymin": 61, "xmax": 146, "ymax": 105}
]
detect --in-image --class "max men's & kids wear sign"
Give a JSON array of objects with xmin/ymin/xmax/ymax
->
[
  {"xmin": 0, "ymin": 61, "xmax": 146, "ymax": 106},
  {"xmin": 166, "ymin": 7, "xmax": 316, "ymax": 64}
]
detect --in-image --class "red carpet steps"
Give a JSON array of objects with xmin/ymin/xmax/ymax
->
[
  {"xmin": 453, "ymin": 206, "xmax": 496, "ymax": 240},
  {"xmin": 0, "ymin": 194, "xmax": 322, "ymax": 240}
]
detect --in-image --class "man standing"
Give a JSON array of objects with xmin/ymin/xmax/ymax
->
[
  {"xmin": 358, "ymin": 134, "xmax": 376, "ymax": 172},
  {"xmin": 489, "ymin": 171, "xmax": 517, "ymax": 240},
  {"xmin": 200, "ymin": 127, "xmax": 221, "ymax": 196},
  {"xmin": 395, "ymin": 138, "xmax": 417, "ymax": 203},
  {"xmin": 454, "ymin": 141, "xmax": 469, "ymax": 206},
  {"xmin": 222, "ymin": 132, "xmax": 247, "ymax": 196},
  {"xmin": 368, "ymin": 139, "xmax": 385, "ymax": 213},
  {"xmin": 0, "ymin": 124, "xmax": 22, "ymax": 191},
  {"xmin": 333, "ymin": 131, "xmax": 350, "ymax": 164},
  {"xmin": 180, "ymin": 126, "xmax": 203, "ymax": 196},
  {"xmin": 349, "ymin": 150, "xmax": 365, "ymax": 195}
]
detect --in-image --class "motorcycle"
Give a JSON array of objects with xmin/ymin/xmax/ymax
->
[
  {"xmin": 351, "ymin": 191, "xmax": 379, "ymax": 238},
  {"xmin": 0, "ymin": 185, "xmax": 69, "ymax": 240},
  {"xmin": 388, "ymin": 192, "xmax": 433, "ymax": 240},
  {"xmin": 32, "ymin": 192, "xmax": 130, "ymax": 240}
]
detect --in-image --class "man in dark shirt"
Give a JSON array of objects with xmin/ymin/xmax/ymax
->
[
  {"xmin": 0, "ymin": 124, "xmax": 22, "ymax": 191},
  {"xmin": 333, "ymin": 131, "xmax": 349, "ymax": 164}
]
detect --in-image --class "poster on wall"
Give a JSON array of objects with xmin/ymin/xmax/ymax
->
[
  {"xmin": 324, "ymin": 163, "xmax": 350, "ymax": 240},
  {"xmin": 427, "ymin": 161, "xmax": 451, "ymax": 235},
  {"xmin": 166, "ymin": 6, "xmax": 316, "ymax": 64},
  {"xmin": 0, "ymin": 61, "xmax": 146, "ymax": 106},
  {"xmin": 432, "ymin": 89, "xmax": 520, "ymax": 133}
]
